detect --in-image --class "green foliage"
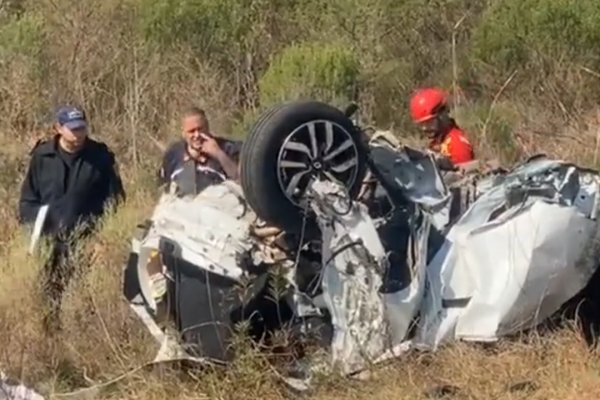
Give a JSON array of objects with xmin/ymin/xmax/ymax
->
[
  {"xmin": 0, "ymin": 12, "xmax": 46, "ymax": 129},
  {"xmin": 0, "ymin": 0, "xmax": 598, "ymax": 158},
  {"xmin": 258, "ymin": 41, "xmax": 360, "ymax": 108},
  {"xmin": 138, "ymin": 0, "xmax": 287, "ymax": 55},
  {"xmin": 139, "ymin": 0, "xmax": 224, "ymax": 50},
  {"xmin": 0, "ymin": 12, "xmax": 44, "ymax": 60},
  {"xmin": 486, "ymin": 115, "xmax": 520, "ymax": 164},
  {"xmin": 473, "ymin": 0, "xmax": 600, "ymax": 71},
  {"xmin": 0, "ymin": 0, "xmax": 26, "ymax": 18},
  {"xmin": 455, "ymin": 102, "xmax": 520, "ymax": 164}
]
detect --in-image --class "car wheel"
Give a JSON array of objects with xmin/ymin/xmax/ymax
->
[{"xmin": 240, "ymin": 100, "xmax": 368, "ymax": 232}]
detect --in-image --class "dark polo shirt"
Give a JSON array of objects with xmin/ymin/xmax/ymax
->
[{"xmin": 158, "ymin": 138, "xmax": 242, "ymax": 196}]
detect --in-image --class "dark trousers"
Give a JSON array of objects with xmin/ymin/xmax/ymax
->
[{"xmin": 40, "ymin": 240, "xmax": 76, "ymax": 334}]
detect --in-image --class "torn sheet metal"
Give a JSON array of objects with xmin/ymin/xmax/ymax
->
[
  {"xmin": 136, "ymin": 182, "xmax": 258, "ymax": 313},
  {"xmin": 124, "ymin": 181, "xmax": 267, "ymax": 365},
  {"xmin": 123, "ymin": 134, "xmax": 600, "ymax": 386},
  {"xmin": 368, "ymin": 134, "xmax": 452, "ymax": 231},
  {"xmin": 305, "ymin": 179, "xmax": 427, "ymax": 375},
  {"xmin": 0, "ymin": 372, "xmax": 44, "ymax": 400},
  {"xmin": 414, "ymin": 156, "xmax": 600, "ymax": 349},
  {"xmin": 124, "ymin": 179, "xmax": 301, "ymax": 367}
]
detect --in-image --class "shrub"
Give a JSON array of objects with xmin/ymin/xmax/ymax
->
[
  {"xmin": 258, "ymin": 41, "xmax": 360, "ymax": 108},
  {"xmin": 473, "ymin": 0, "xmax": 600, "ymax": 72},
  {"xmin": 0, "ymin": 12, "xmax": 46, "ymax": 132},
  {"xmin": 0, "ymin": 12, "xmax": 44, "ymax": 61},
  {"xmin": 454, "ymin": 102, "xmax": 521, "ymax": 164}
]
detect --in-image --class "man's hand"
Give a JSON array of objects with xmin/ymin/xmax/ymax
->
[
  {"xmin": 200, "ymin": 133, "xmax": 239, "ymax": 180},
  {"xmin": 199, "ymin": 133, "xmax": 223, "ymax": 159}
]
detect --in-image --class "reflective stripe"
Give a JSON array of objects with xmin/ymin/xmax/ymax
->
[{"xmin": 170, "ymin": 164, "xmax": 226, "ymax": 182}]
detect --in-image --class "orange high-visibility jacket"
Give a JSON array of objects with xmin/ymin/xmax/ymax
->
[{"xmin": 430, "ymin": 127, "xmax": 475, "ymax": 165}]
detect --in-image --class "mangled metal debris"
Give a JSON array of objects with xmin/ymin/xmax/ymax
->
[
  {"xmin": 122, "ymin": 100, "xmax": 600, "ymax": 389},
  {"xmin": 0, "ymin": 371, "xmax": 44, "ymax": 400},
  {"xmin": 415, "ymin": 155, "xmax": 600, "ymax": 349},
  {"xmin": 304, "ymin": 177, "xmax": 428, "ymax": 375}
]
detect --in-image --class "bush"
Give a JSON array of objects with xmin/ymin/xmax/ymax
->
[
  {"xmin": 473, "ymin": 0, "xmax": 600, "ymax": 72},
  {"xmin": 470, "ymin": 0, "xmax": 600, "ymax": 114},
  {"xmin": 258, "ymin": 41, "xmax": 360, "ymax": 108},
  {"xmin": 0, "ymin": 12, "xmax": 44, "ymax": 61},
  {"xmin": 0, "ymin": 12, "xmax": 46, "ymax": 132},
  {"xmin": 138, "ymin": 0, "xmax": 284, "ymax": 58},
  {"xmin": 139, "ymin": 0, "xmax": 215, "ymax": 50},
  {"xmin": 454, "ymin": 102, "xmax": 521, "ymax": 164}
]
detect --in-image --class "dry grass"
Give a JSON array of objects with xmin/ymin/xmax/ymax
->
[
  {"xmin": 3, "ymin": 220, "xmax": 600, "ymax": 400},
  {"xmin": 2, "ymin": 83, "xmax": 600, "ymax": 400},
  {"xmin": 2, "ymin": 136, "xmax": 600, "ymax": 400},
  {"xmin": 2, "ymin": 92, "xmax": 600, "ymax": 400},
  {"xmin": 2, "ymin": 1, "xmax": 600, "ymax": 399}
]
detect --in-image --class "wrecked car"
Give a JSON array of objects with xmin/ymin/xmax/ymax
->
[{"xmin": 122, "ymin": 100, "xmax": 600, "ymax": 383}]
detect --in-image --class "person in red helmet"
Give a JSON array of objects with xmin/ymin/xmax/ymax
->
[{"xmin": 409, "ymin": 87, "xmax": 474, "ymax": 167}]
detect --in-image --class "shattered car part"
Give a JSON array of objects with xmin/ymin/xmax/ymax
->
[
  {"xmin": 123, "ymin": 181, "xmax": 293, "ymax": 364},
  {"xmin": 123, "ymin": 100, "xmax": 600, "ymax": 387},
  {"xmin": 414, "ymin": 155, "xmax": 600, "ymax": 349},
  {"xmin": 304, "ymin": 178, "xmax": 429, "ymax": 375},
  {"xmin": 367, "ymin": 133, "xmax": 453, "ymax": 230},
  {"xmin": 0, "ymin": 371, "xmax": 44, "ymax": 400}
]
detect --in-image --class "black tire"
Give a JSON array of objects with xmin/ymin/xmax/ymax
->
[{"xmin": 240, "ymin": 100, "xmax": 368, "ymax": 232}]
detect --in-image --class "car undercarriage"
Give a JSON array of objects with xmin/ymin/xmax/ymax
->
[{"xmin": 122, "ymin": 101, "xmax": 600, "ymax": 390}]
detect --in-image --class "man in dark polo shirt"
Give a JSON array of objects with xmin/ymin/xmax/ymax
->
[{"xmin": 158, "ymin": 107, "xmax": 241, "ymax": 196}]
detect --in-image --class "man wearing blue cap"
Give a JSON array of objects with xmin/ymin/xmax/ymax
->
[{"xmin": 18, "ymin": 105, "xmax": 125, "ymax": 332}]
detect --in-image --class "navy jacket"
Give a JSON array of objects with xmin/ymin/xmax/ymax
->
[{"xmin": 18, "ymin": 135, "xmax": 126, "ymax": 237}]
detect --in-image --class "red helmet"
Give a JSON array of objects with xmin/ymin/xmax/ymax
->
[{"xmin": 409, "ymin": 87, "xmax": 448, "ymax": 123}]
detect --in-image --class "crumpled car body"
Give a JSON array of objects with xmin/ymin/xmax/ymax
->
[
  {"xmin": 123, "ymin": 181, "xmax": 291, "ymax": 364},
  {"xmin": 0, "ymin": 371, "xmax": 44, "ymax": 400},
  {"xmin": 414, "ymin": 155, "xmax": 600, "ymax": 350},
  {"xmin": 123, "ymin": 132, "xmax": 600, "ymax": 381}
]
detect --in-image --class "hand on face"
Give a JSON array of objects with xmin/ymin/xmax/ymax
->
[
  {"xmin": 183, "ymin": 114, "xmax": 219, "ymax": 158},
  {"xmin": 186, "ymin": 129, "xmax": 204, "ymax": 152},
  {"xmin": 198, "ymin": 132, "xmax": 222, "ymax": 158}
]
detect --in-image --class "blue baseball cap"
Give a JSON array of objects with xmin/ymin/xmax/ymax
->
[{"xmin": 56, "ymin": 106, "xmax": 87, "ymax": 130}]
